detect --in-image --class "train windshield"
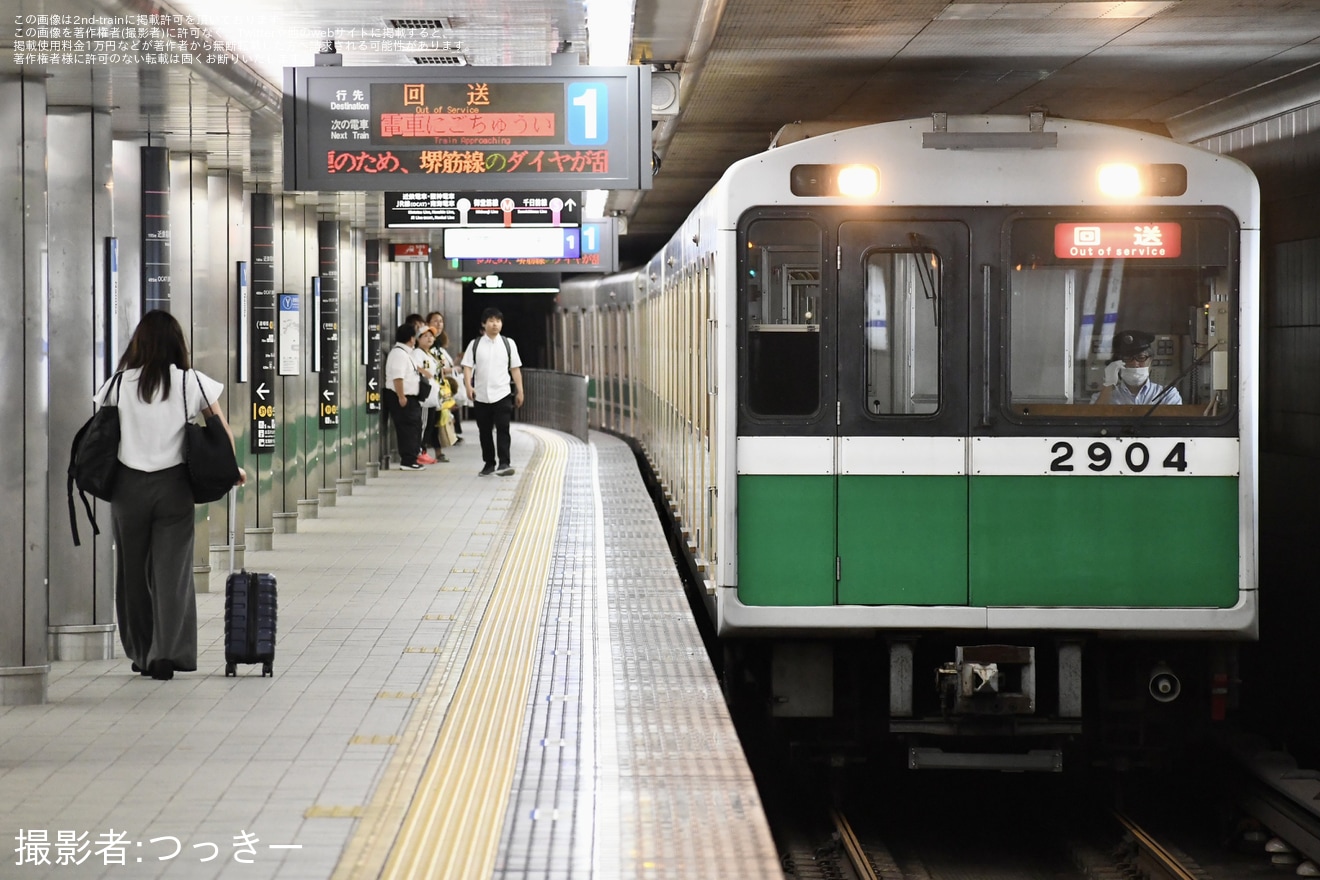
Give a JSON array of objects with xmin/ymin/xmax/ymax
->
[{"xmin": 1007, "ymin": 216, "xmax": 1236, "ymax": 419}]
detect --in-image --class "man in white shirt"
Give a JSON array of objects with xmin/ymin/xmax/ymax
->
[
  {"xmin": 385, "ymin": 323, "xmax": 426, "ymax": 469},
  {"xmin": 461, "ymin": 307, "xmax": 524, "ymax": 476}
]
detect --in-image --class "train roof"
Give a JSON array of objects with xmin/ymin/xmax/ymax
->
[{"xmin": 702, "ymin": 115, "xmax": 1260, "ymax": 227}]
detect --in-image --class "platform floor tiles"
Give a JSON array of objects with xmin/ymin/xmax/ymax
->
[{"xmin": 0, "ymin": 427, "xmax": 778, "ymax": 879}]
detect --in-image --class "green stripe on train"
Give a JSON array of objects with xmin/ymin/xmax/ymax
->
[
  {"xmin": 737, "ymin": 474, "xmax": 1239, "ymax": 608},
  {"xmin": 969, "ymin": 475, "xmax": 1239, "ymax": 607}
]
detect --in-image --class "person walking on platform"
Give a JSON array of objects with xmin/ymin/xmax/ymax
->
[
  {"xmin": 462, "ymin": 307, "xmax": 524, "ymax": 477},
  {"xmin": 385, "ymin": 322, "xmax": 426, "ymax": 470},
  {"xmin": 96, "ymin": 310, "xmax": 245, "ymax": 680}
]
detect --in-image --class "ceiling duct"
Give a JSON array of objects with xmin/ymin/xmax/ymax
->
[{"xmin": 1166, "ymin": 63, "xmax": 1320, "ymax": 144}]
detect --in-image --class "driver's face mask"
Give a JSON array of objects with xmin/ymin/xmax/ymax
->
[{"xmin": 1120, "ymin": 366, "xmax": 1150, "ymax": 387}]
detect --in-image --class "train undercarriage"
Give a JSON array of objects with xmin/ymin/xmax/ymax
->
[{"xmin": 722, "ymin": 635, "xmax": 1241, "ymax": 773}]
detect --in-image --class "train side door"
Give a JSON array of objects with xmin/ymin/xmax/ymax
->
[{"xmin": 835, "ymin": 221, "xmax": 971, "ymax": 605}]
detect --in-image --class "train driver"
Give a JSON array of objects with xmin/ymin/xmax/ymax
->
[{"xmin": 1093, "ymin": 329, "xmax": 1183, "ymax": 406}]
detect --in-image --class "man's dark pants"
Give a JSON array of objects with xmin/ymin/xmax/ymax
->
[
  {"xmin": 473, "ymin": 396, "xmax": 514, "ymax": 468},
  {"xmin": 385, "ymin": 394, "xmax": 423, "ymax": 465}
]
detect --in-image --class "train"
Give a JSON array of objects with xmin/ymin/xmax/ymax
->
[{"xmin": 554, "ymin": 114, "xmax": 1259, "ymax": 771}]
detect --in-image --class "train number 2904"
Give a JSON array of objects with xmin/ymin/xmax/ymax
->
[{"xmin": 1049, "ymin": 440, "xmax": 1188, "ymax": 473}]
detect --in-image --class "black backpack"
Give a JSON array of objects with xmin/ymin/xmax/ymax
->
[{"xmin": 67, "ymin": 372, "xmax": 124, "ymax": 546}]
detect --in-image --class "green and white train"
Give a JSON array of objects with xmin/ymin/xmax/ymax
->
[{"xmin": 556, "ymin": 114, "xmax": 1258, "ymax": 769}]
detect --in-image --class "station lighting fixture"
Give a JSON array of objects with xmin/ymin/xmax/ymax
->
[{"xmin": 582, "ymin": 0, "xmax": 636, "ymax": 217}]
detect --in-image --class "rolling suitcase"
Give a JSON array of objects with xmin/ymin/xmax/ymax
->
[{"xmin": 223, "ymin": 490, "xmax": 277, "ymax": 677}]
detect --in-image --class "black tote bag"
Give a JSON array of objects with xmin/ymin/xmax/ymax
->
[
  {"xmin": 185, "ymin": 372, "xmax": 241, "ymax": 503},
  {"xmin": 67, "ymin": 371, "xmax": 125, "ymax": 545}
]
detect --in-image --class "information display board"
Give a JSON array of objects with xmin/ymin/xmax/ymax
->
[{"xmin": 283, "ymin": 65, "xmax": 652, "ymax": 192}]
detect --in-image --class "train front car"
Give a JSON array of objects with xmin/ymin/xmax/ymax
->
[
  {"xmin": 714, "ymin": 115, "xmax": 1259, "ymax": 771},
  {"xmin": 559, "ymin": 115, "xmax": 1259, "ymax": 770}
]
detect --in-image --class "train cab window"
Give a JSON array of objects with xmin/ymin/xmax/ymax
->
[
  {"xmin": 744, "ymin": 219, "xmax": 822, "ymax": 416},
  {"xmin": 862, "ymin": 250, "xmax": 940, "ymax": 415},
  {"xmin": 1006, "ymin": 216, "xmax": 1236, "ymax": 419}
]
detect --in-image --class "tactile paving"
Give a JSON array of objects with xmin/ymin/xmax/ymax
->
[{"xmin": 494, "ymin": 432, "xmax": 779, "ymax": 878}]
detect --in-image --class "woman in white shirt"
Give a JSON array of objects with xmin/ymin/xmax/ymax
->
[
  {"xmin": 426, "ymin": 312, "xmax": 465, "ymax": 443},
  {"xmin": 414, "ymin": 324, "xmax": 444, "ymax": 463},
  {"xmin": 94, "ymin": 310, "xmax": 243, "ymax": 680}
]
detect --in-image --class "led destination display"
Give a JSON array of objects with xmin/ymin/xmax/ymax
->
[{"xmin": 283, "ymin": 66, "xmax": 652, "ymax": 192}]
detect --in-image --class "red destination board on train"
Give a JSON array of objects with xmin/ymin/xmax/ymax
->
[{"xmin": 1053, "ymin": 222, "xmax": 1182, "ymax": 259}]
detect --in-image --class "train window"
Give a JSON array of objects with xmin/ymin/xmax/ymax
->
[
  {"xmin": 863, "ymin": 250, "xmax": 940, "ymax": 415},
  {"xmin": 1007, "ymin": 216, "xmax": 1235, "ymax": 418},
  {"xmin": 744, "ymin": 219, "xmax": 822, "ymax": 417}
]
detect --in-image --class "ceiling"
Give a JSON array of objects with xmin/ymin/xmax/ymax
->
[{"xmin": 6, "ymin": 0, "xmax": 1320, "ymax": 265}]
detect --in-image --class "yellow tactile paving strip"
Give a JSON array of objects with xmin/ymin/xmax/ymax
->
[{"xmin": 331, "ymin": 427, "xmax": 567, "ymax": 880}]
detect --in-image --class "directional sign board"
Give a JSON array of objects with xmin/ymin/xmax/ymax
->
[
  {"xmin": 249, "ymin": 209, "xmax": 278, "ymax": 453},
  {"xmin": 466, "ymin": 272, "xmax": 560, "ymax": 294},
  {"xmin": 386, "ymin": 191, "xmax": 581, "ymax": 228},
  {"xmin": 390, "ymin": 242, "xmax": 431, "ymax": 262},
  {"xmin": 282, "ymin": 65, "xmax": 652, "ymax": 192},
  {"xmin": 434, "ymin": 217, "xmax": 619, "ymax": 274}
]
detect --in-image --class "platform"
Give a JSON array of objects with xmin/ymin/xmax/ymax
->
[{"xmin": 0, "ymin": 428, "xmax": 778, "ymax": 879}]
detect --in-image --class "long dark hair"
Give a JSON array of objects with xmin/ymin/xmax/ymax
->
[{"xmin": 117, "ymin": 310, "xmax": 191, "ymax": 403}]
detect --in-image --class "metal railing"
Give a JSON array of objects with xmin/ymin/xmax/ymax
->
[{"xmin": 513, "ymin": 369, "xmax": 589, "ymax": 443}]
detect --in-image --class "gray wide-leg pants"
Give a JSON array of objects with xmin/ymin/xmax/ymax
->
[{"xmin": 111, "ymin": 464, "xmax": 199, "ymax": 672}]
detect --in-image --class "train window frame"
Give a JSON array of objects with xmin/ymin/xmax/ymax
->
[
  {"xmin": 858, "ymin": 246, "xmax": 943, "ymax": 418},
  {"xmin": 1000, "ymin": 208, "xmax": 1240, "ymax": 432},
  {"xmin": 738, "ymin": 213, "xmax": 828, "ymax": 425}
]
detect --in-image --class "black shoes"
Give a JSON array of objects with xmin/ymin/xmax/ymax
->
[
  {"xmin": 148, "ymin": 660, "xmax": 174, "ymax": 681},
  {"xmin": 496, "ymin": 465, "xmax": 515, "ymax": 476},
  {"xmin": 479, "ymin": 465, "xmax": 496, "ymax": 476},
  {"xmin": 401, "ymin": 462, "xmax": 425, "ymax": 470}
]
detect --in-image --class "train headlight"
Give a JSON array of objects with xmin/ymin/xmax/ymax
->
[
  {"xmin": 836, "ymin": 164, "xmax": 879, "ymax": 197},
  {"xmin": 790, "ymin": 163, "xmax": 880, "ymax": 197},
  {"xmin": 1098, "ymin": 163, "xmax": 1142, "ymax": 197},
  {"xmin": 1097, "ymin": 162, "xmax": 1189, "ymax": 198}
]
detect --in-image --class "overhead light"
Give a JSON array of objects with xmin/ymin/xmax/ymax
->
[
  {"xmin": 584, "ymin": 190, "xmax": 609, "ymax": 219},
  {"xmin": 585, "ymin": 0, "xmax": 634, "ymax": 66}
]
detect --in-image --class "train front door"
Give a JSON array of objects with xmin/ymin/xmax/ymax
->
[
  {"xmin": 834, "ymin": 220, "xmax": 972, "ymax": 605},
  {"xmin": 735, "ymin": 215, "xmax": 972, "ymax": 608}
]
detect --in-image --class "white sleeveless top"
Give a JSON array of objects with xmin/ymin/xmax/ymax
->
[{"xmin": 94, "ymin": 366, "xmax": 224, "ymax": 472}]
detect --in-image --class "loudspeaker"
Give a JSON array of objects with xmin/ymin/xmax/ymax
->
[{"xmin": 651, "ymin": 71, "xmax": 680, "ymax": 117}]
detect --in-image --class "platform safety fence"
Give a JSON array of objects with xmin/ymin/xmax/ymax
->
[{"xmin": 513, "ymin": 369, "xmax": 589, "ymax": 443}]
